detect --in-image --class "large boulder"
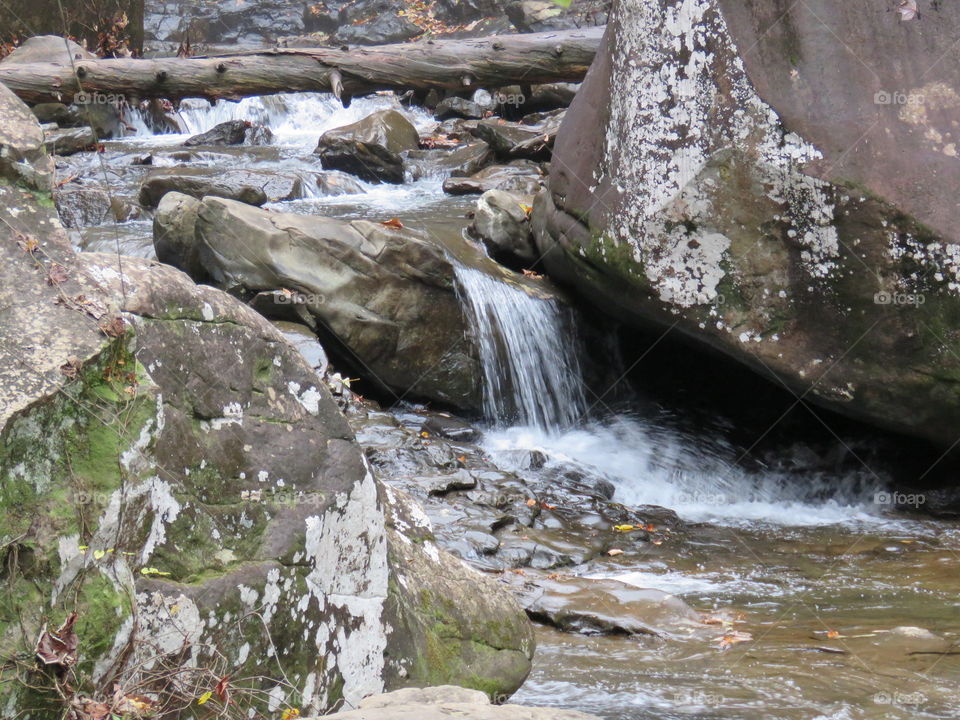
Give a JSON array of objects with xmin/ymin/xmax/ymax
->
[
  {"xmin": 153, "ymin": 194, "xmax": 484, "ymax": 410},
  {"xmin": 0, "ymin": 81, "xmax": 53, "ymax": 190},
  {"xmin": 533, "ymin": 0, "xmax": 960, "ymax": 447},
  {"xmin": 315, "ymin": 109, "xmax": 420, "ymax": 184},
  {"xmin": 0, "ymin": 85, "xmax": 531, "ymax": 719}
]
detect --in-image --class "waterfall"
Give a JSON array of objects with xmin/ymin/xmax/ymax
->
[{"xmin": 454, "ymin": 266, "xmax": 587, "ymax": 431}]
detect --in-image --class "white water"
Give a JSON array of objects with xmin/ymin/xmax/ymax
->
[
  {"xmin": 454, "ymin": 265, "xmax": 587, "ymax": 431},
  {"xmin": 484, "ymin": 416, "xmax": 889, "ymax": 526}
]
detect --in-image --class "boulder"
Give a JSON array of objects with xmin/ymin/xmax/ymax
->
[
  {"xmin": 183, "ymin": 119, "xmax": 274, "ymax": 147},
  {"xmin": 0, "ymin": 84, "xmax": 53, "ymax": 191},
  {"xmin": 138, "ymin": 167, "xmax": 308, "ymax": 208},
  {"xmin": 314, "ymin": 169, "xmax": 367, "ymax": 195},
  {"xmin": 315, "ymin": 109, "xmax": 420, "ymax": 184},
  {"xmin": 0, "ymin": 87, "xmax": 531, "ymax": 717},
  {"xmin": 153, "ymin": 191, "xmax": 205, "ymax": 278},
  {"xmin": 443, "ymin": 162, "xmax": 544, "ymax": 196},
  {"xmin": 533, "ymin": 0, "xmax": 960, "ymax": 447},
  {"xmin": 153, "ymin": 196, "xmax": 484, "ymax": 409},
  {"xmin": 471, "ymin": 189, "xmax": 537, "ymax": 266},
  {"xmin": 42, "ymin": 126, "xmax": 97, "ymax": 156},
  {"xmin": 54, "ymin": 184, "xmax": 141, "ymax": 228},
  {"xmin": 317, "ymin": 685, "xmax": 601, "ymax": 719},
  {"xmin": 472, "ymin": 114, "xmax": 563, "ymax": 160}
]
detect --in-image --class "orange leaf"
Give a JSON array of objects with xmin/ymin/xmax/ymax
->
[{"xmin": 381, "ymin": 218, "xmax": 404, "ymax": 229}]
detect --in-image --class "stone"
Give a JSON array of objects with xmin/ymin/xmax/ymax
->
[
  {"xmin": 0, "ymin": 81, "xmax": 53, "ymax": 190},
  {"xmin": 42, "ymin": 126, "xmax": 97, "ymax": 156},
  {"xmin": 407, "ymin": 142, "xmax": 493, "ymax": 180},
  {"xmin": 314, "ymin": 169, "xmax": 367, "ymax": 195},
  {"xmin": 422, "ymin": 414, "xmax": 481, "ymax": 442},
  {"xmin": 152, "ymin": 196, "xmax": 484, "ymax": 410},
  {"xmin": 335, "ymin": 12, "xmax": 423, "ymax": 44},
  {"xmin": 315, "ymin": 109, "xmax": 421, "ymax": 184},
  {"xmin": 443, "ymin": 162, "xmax": 544, "ymax": 196},
  {"xmin": 183, "ymin": 120, "xmax": 273, "ymax": 147},
  {"xmin": 471, "ymin": 189, "xmax": 537, "ymax": 266},
  {"xmin": 533, "ymin": 0, "xmax": 960, "ymax": 448},
  {"xmin": 153, "ymin": 192, "xmax": 205, "ymax": 279},
  {"xmin": 138, "ymin": 167, "xmax": 307, "ymax": 207},
  {"xmin": 436, "ymin": 97, "xmax": 487, "ymax": 121}
]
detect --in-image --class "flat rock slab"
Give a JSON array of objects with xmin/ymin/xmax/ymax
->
[{"xmin": 316, "ymin": 685, "xmax": 601, "ymax": 719}]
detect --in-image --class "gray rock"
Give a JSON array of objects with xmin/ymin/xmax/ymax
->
[
  {"xmin": 472, "ymin": 189, "xmax": 537, "ymax": 265},
  {"xmin": 443, "ymin": 162, "xmax": 543, "ymax": 196},
  {"xmin": 313, "ymin": 169, "xmax": 366, "ymax": 195},
  {"xmin": 335, "ymin": 12, "xmax": 423, "ymax": 44},
  {"xmin": 153, "ymin": 196, "xmax": 484, "ymax": 410},
  {"xmin": 533, "ymin": 0, "xmax": 960, "ymax": 448},
  {"xmin": 183, "ymin": 119, "xmax": 273, "ymax": 147},
  {"xmin": 153, "ymin": 191, "xmax": 204, "ymax": 278},
  {"xmin": 436, "ymin": 97, "xmax": 487, "ymax": 121},
  {"xmin": 422, "ymin": 414, "xmax": 481, "ymax": 442},
  {"xmin": 316, "ymin": 109, "xmax": 420, "ymax": 183},
  {"xmin": 54, "ymin": 184, "xmax": 141, "ymax": 228},
  {"xmin": 42, "ymin": 126, "xmax": 96, "ymax": 156},
  {"xmin": 138, "ymin": 167, "xmax": 306, "ymax": 207},
  {"xmin": 408, "ymin": 141, "xmax": 492, "ymax": 180},
  {"xmin": 0, "ymin": 81, "xmax": 53, "ymax": 190}
]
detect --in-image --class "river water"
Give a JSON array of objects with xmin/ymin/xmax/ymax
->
[{"xmin": 65, "ymin": 92, "xmax": 960, "ymax": 720}]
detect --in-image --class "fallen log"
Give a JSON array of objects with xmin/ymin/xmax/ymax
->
[{"xmin": 0, "ymin": 28, "xmax": 604, "ymax": 106}]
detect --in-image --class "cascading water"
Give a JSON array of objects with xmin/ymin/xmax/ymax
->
[{"xmin": 454, "ymin": 265, "xmax": 587, "ymax": 431}]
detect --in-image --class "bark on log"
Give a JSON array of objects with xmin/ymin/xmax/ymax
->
[{"xmin": 0, "ymin": 28, "xmax": 604, "ymax": 106}]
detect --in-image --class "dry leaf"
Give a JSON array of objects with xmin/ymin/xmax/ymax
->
[
  {"xmin": 607, "ymin": 548, "xmax": 624, "ymax": 556},
  {"xmin": 717, "ymin": 630, "xmax": 753, "ymax": 650},
  {"xmin": 35, "ymin": 612, "xmax": 78, "ymax": 672},
  {"xmin": 381, "ymin": 218, "xmax": 404, "ymax": 229},
  {"xmin": 898, "ymin": 0, "xmax": 918, "ymax": 21},
  {"xmin": 526, "ymin": 498, "xmax": 537, "ymax": 507},
  {"xmin": 47, "ymin": 263, "xmax": 70, "ymax": 285}
]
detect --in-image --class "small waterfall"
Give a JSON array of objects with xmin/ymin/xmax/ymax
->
[{"xmin": 454, "ymin": 266, "xmax": 587, "ymax": 431}]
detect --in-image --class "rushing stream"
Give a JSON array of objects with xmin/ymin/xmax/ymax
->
[{"xmin": 69, "ymin": 92, "xmax": 960, "ymax": 720}]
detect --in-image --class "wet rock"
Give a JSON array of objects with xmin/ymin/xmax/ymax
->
[
  {"xmin": 139, "ymin": 167, "xmax": 307, "ymax": 207},
  {"xmin": 471, "ymin": 189, "xmax": 537, "ymax": 266},
  {"xmin": 408, "ymin": 141, "xmax": 493, "ymax": 180},
  {"xmin": 515, "ymin": 575, "xmax": 703, "ymax": 637},
  {"xmin": 443, "ymin": 162, "xmax": 544, "ymax": 196},
  {"xmin": 315, "ymin": 108, "xmax": 420, "ymax": 183},
  {"xmin": 335, "ymin": 12, "xmax": 423, "ymax": 44},
  {"xmin": 472, "ymin": 120, "xmax": 553, "ymax": 160},
  {"xmin": 146, "ymin": 0, "xmax": 307, "ymax": 44},
  {"xmin": 382, "ymin": 485, "xmax": 534, "ymax": 696},
  {"xmin": 534, "ymin": 0, "xmax": 960, "ymax": 448},
  {"xmin": 42, "ymin": 126, "xmax": 97, "ymax": 156},
  {"xmin": 422, "ymin": 414, "xmax": 481, "ymax": 442},
  {"xmin": 152, "ymin": 195, "xmax": 484, "ymax": 410},
  {"xmin": 523, "ymin": 83, "xmax": 580, "ymax": 113},
  {"xmin": 436, "ymin": 97, "xmax": 487, "ymax": 121},
  {"xmin": 319, "ymin": 685, "xmax": 601, "ymax": 719},
  {"xmin": 422, "ymin": 469, "xmax": 479, "ymax": 496},
  {"xmin": 593, "ymin": 479, "xmax": 616, "ymax": 500},
  {"xmin": 313, "ymin": 169, "xmax": 366, "ymax": 195},
  {"xmin": 505, "ymin": 0, "xmax": 607, "ymax": 31},
  {"xmin": 183, "ymin": 119, "xmax": 273, "ymax": 147}
]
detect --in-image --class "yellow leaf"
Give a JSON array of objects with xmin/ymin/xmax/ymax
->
[
  {"xmin": 281, "ymin": 709, "xmax": 301, "ymax": 720},
  {"xmin": 94, "ymin": 550, "xmax": 106, "ymax": 560},
  {"xmin": 613, "ymin": 524, "xmax": 635, "ymax": 532},
  {"xmin": 197, "ymin": 691, "xmax": 213, "ymax": 705}
]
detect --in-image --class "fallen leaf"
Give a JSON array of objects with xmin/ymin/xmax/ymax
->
[
  {"xmin": 99, "ymin": 316, "xmax": 126, "ymax": 338},
  {"xmin": 215, "ymin": 675, "xmax": 230, "ymax": 704},
  {"xmin": 526, "ymin": 498, "xmax": 537, "ymax": 507},
  {"xmin": 16, "ymin": 233, "xmax": 39, "ymax": 254},
  {"xmin": 60, "ymin": 356, "xmax": 83, "ymax": 379},
  {"xmin": 35, "ymin": 612, "xmax": 78, "ymax": 671},
  {"xmin": 607, "ymin": 548, "xmax": 624, "ymax": 556},
  {"xmin": 197, "ymin": 691, "xmax": 213, "ymax": 705},
  {"xmin": 381, "ymin": 218, "xmax": 404, "ymax": 229},
  {"xmin": 281, "ymin": 709, "xmax": 301, "ymax": 720},
  {"xmin": 93, "ymin": 549, "xmax": 106, "ymax": 560},
  {"xmin": 717, "ymin": 630, "xmax": 753, "ymax": 650},
  {"xmin": 613, "ymin": 524, "xmax": 636, "ymax": 532},
  {"xmin": 826, "ymin": 629, "xmax": 841, "ymax": 639}
]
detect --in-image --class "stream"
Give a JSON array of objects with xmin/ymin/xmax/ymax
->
[{"xmin": 60, "ymin": 92, "xmax": 960, "ymax": 720}]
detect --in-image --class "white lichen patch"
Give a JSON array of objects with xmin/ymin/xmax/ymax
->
[{"xmin": 601, "ymin": 0, "xmax": 842, "ymax": 305}]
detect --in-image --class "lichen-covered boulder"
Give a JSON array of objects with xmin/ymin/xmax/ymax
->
[
  {"xmin": 0, "ymin": 87, "xmax": 531, "ymax": 719},
  {"xmin": 534, "ymin": 0, "xmax": 960, "ymax": 446},
  {"xmin": 153, "ymin": 194, "xmax": 484, "ymax": 410}
]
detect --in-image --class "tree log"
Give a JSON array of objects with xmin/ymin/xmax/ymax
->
[{"xmin": 0, "ymin": 28, "xmax": 604, "ymax": 106}]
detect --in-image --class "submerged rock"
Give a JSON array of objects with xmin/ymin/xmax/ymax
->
[
  {"xmin": 153, "ymin": 195, "xmax": 484, "ymax": 409},
  {"xmin": 315, "ymin": 109, "xmax": 420, "ymax": 184},
  {"xmin": 534, "ymin": 0, "xmax": 960, "ymax": 447}
]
